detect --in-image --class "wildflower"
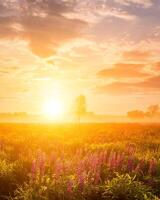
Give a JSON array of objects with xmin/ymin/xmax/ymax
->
[
  {"xmin": 54, "ymin": 159, "xmax": 63, "ymax": 179},
  {"xmin": 135, "ymin": 159, "xmax": 144, "ymax": 174},
  {"xmin": 94, "ymin": 169, "xmax": 100, "ymax": 185},
  {"xmin": 91, "ymin": 153, "xmax": 99, "ymax": 172},
  {"xmin": 116, "ymin": 152, "xmax": 124, "ymax": 169},
  {"xmin": 108, "ymin": 151, "xmax": 116, "ymax": 170},
  {"xmin": 127, "ymin": 144, "xmax": 136, "ymax": 155},
  {"xmin": 67, "ymin": 179, "xmax": 73, "ymax": 194},
  {"xmin": 127, "ymin": 156, "xmax": 134, "ymax": 172},
  {"xmin": 78, "ymin": 173, "xmax": 84, "ymax": 191},
  {"xmin": 148, "ymin": 158, "xmax": 157, "ymax": 176},
  {"xmin": 39, "ymin": 152, "xmax": 46, "ymax": 177},
  {"xmin": 31, "ymin": 159, "xmax": 37, "ymax": 181}
]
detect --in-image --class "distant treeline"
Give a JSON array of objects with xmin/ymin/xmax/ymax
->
[
  {"xmin": 127, "ymin": 105, "xmax": 160, "ymax": 119},
  {"xmin": 0, "ymin": 112, "xmax": 28, "ymax": 117}
]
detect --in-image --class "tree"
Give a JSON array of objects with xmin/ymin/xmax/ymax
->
[
  {"xmin": 146, "ymin": 105, "xmax": 159, "ymax": 118},
  {"xmin": 74, "ymin": 95, "xmax": 87, "ymax": 122}
]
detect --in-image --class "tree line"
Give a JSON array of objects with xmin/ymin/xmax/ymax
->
[{"xmin": 127, "ymin": 105, "xmax": 160, "ymax": 119}]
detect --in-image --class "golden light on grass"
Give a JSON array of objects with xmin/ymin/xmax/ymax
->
[{"xmin": 42, "ymin": 99, "xmax": 64, "ymax": 118}]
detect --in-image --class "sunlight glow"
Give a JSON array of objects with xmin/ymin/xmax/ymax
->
[{"xmin": 42, "ymin": 99, "xmax": 64, "ymax": 118}]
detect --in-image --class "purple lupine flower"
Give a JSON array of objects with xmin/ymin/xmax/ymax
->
[
  {"xmin": 94, "ymin": 169, "xmax": 100, "ymax": 185},
  {"xmin": 75, "ymin": 160, "xmax": 85, "ymax": 191},
  {"xmin": 78, "ymin": 173, "xmax": 85, "ymax": 191},
  {"xmin": 127, "ymin": 144, "xmax": 136, "ymax": 155},
  {"xmin": 50, "ymin": 152, "xmax": 56, "ymax": 164},
  {"xmin": 148, "ymin": 159, "xmax": 157, "ymax": 176},
  {"xmin": 107, "ymin": 151, "xmax": 113, "ymax": 168},
  {"xmin": 67, "ymin": 179, "xmax": 73, "ymax": 194},
  {"xmin": 127, "ymin": 156, "xmax": 134, "ymax": 172},
  {"xmin": 39, "ymin": 152, "xmax": 46, "ymax": 177},
  {"xmin": 108, "ymin": 151, "xmax": 116, "ymax": 170},
  {"xmin": 135, "ymin": 159, "xmax": 144, "ymax": 174},
  {"xmin": 99, "ymin": 152, "xmax": 105, "ymax": 168},
  {"xmin": 54, "ymin": 159, "xmax": 63, "ymax": 179},
  {"xmin": 31, "ymin": 159, "xmax": 37, "ymax": 181},
  {"xmin": 102, "ymin": 150, "xmax": 107, "ymax": 164},
  {"xmin": 91, "ymin": 153, "xmax": 99, "ymax": 172},
  {"xmin": 116, "ymin": 152, "xmax": 124, "ymax": 169}
]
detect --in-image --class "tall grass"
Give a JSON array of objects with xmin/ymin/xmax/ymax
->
[{"xmin": 0, "ymin": 123, "xmax": 159, "ymax": 199}]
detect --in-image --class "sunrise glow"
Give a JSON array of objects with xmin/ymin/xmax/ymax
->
[
  {"xmin": 1, "ymin": 1, "xmax": 160, "ymax": 199},
  {"xmin": 0, "ymin": 0, "xmax": 159, "ymax": 117},
  {"xmin": 42, "ymin": 99, "xmax": 64, "ymax": 118}
]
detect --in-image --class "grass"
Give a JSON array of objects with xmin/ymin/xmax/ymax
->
[{"xmin": 0, "ymin": 123, "xmax": 159, "ymax": 199}]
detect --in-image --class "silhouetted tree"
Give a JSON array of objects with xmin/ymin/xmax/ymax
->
[
  {"xmin": 74, "ymin": 95, "xmax": 87, "ymax": 122},
  {"xmin": 146, "ymin": 105, "xmax": 159, "ymax": 118}
]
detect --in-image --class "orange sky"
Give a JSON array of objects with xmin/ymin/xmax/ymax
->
[{"xmin": 0, "ymin": 0, "xmax": 160, "ymax": 114}]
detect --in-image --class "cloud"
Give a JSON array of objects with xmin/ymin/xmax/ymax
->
[
  {"xmin": 122, "ymin": 50, "xmax": 151, "ymax": 61},
  {"xmin": 97, "ymin": 63, "xmax": 149, "ymax": 78},
  {"xmin": 96, "ymin": 75, "xmax": 160, "ymax": 95},
  {"xmin": 137, "ymin": 75, "xmax": 160, "ymax": 89},
  {"xmin": 22, "ymin": 15, "xmax": 86, "ymax": 57},
  {"xmin": 96, "ymin": 82, "xmax": 136, "ymax": 95},
  {"xmin": 153, "ymin": 61, "xmax": 160, "ymax": 70},
  {"xmin": 0, "ymin": 0, "xmax": 87, "ymax": 57},
  {"xmin": 63, "ymin": 1, "xmax": 136, "ymax": 23},
  {"xmin": 115, "ymin": 0, "xmax": 153, "ymax": 8}
]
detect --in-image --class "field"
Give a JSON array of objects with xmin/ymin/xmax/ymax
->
[{"xmin": 0, "ymin": 123, "xmax": 160, "ymax": 200}]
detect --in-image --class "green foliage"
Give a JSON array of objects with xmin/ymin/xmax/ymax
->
[
  {"xmin": 83, "ymin": 185, "xmax": 103, "ymax": 200},
  {"xmin": 11, "ymin": 175, "xmax": 74, "ymax": 200},
  {"xmin": 103, "ymin": 174, "xmax": 157, "ymax": 200},
  {"xmin": 0, "ymin": 160, "xmax": 30, "ymax": 199},
  {"xmin": 0, "ymin": 160, "xmax": 16, "ymax": 199},
  {"xmin": 0, "ymin": 123, "xmax": 160, "ymax": 200}
]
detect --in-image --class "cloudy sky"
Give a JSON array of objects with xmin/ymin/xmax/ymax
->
[{"xmin": 0, "ymin": 0, "xmax": 160, "ymax": 114}]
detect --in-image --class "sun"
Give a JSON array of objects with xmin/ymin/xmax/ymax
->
[{"xmin": 42, "ymin": 99, "xmax": 64, "ymax": 118}]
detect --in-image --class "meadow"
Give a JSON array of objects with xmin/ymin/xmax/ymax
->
[{"xmin": 0, "ymin": 123, "xmax": 160, "ymax": 200}]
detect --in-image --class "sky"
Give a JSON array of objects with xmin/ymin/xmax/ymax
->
[{"xmin": 0, "ymin": 0, "xmax": 160, "ymax": 115}]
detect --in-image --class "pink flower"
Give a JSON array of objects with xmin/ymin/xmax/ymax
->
[
  {"xmin": 127, "ymin": 156, "xmax": 134, "ymax": 172},
  {"xmin": 116, "ymin": 153, "xmax": 124, "ymax": 169},
  {"xmin": 31, "ymin": 159, "xmax": 37, "ymax": 181},
  {"xmin": 135, "ymin": 159, "xmax": 144, "ymax": 174},
  {"xmin": 54, "ymin": 159, "xmax": 63, "ymax": 179},
  {"xmin": 67, "ymin": 179, "xmax": 73, "ymax": 194},
  {"xmin": 94, "ymin": 169, "xmax": 100, "ymax": 185},
  {"xmin": 148, "ymin": 159, "xmax": 157, "ymax": 175},
  {"xmin": 78, "ymin": 173, "xmax": 84, "ymax": 191},
  {"xmin": 127, "ymin": 144, "xmax": 136, "ymax": 155},
  {"xmin": 39, "ymin": 152, "xmax": 46, "ymax": 177},
  {"xmin": 108, "ymin": 151, "xmax": 116, "ymax": 170}
]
